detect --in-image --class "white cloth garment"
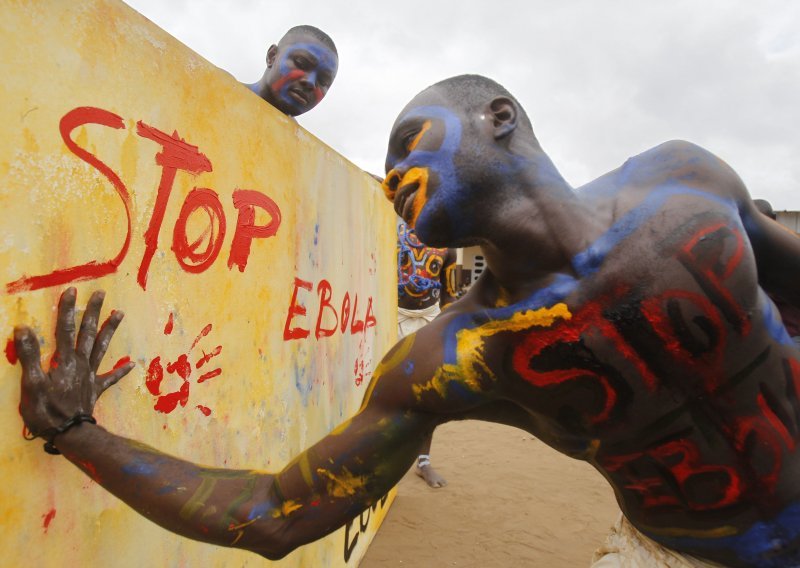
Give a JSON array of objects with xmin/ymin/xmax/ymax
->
[
  {"xmin": 397, "ymin": 303, "xmax": 441, "ymax": 339},
  {"xmin": 591, "ymin": 515, "xmax": 726, "ymax": 568}
]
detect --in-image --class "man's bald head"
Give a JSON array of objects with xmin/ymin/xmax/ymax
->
[
  {"xmin": 413, "ymin": 75, "xmax": 534, "ymax": 137},
  {"xmin": 279, "ymin": 25, "xmax": 337, "ymax": 55},
  {"xmin": 754, "ymin": 199, "xmax": 777, "ymax": 220}
]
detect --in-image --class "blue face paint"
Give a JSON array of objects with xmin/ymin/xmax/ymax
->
[
  {"xmin": 386, "ymin": 106, "xmax": 466, "ymax": 237},
  {"xmin": 272, "ymin": 42, "xmax": 337, "ymax": 113}
]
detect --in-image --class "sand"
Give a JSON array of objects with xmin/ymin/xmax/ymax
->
[{"xmin": 360, "ymin": 421, "xmax": 620, "ymax": 567}]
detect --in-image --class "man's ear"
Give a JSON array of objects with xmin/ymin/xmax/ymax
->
[
  {"xmin": 489, "ymin": 97, "xmax": 518, "ymax": 140},
  {"xmin": 266, "ymin": 44, "xmax": 278, "ymax": 67}
]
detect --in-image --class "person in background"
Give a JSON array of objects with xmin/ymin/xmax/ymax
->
[
  {"xmin": 245, "ymin": 25, "xmax": 337, "ymax": 117},
  {"xmin": 396, "ymin": 220, "xmax": 457, "ymax": 487}
]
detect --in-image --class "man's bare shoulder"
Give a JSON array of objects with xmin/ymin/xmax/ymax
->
[{"xmin": 582, "ymin": 140, "xmax": 749, "ymax": 206}]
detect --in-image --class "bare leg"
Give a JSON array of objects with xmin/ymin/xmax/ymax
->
[{"xmin": 415, "ymin": 434, "xmax": 447, "ymax": 488}]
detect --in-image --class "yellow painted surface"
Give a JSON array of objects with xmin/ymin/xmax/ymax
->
[{"xmin": 0, "ymin": 1, "xmax": 397, "ymax": 566}]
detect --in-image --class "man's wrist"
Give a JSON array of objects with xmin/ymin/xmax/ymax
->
[{"xmin": 53, "ymin": 418, "xmax": 102, "ymax": 455}]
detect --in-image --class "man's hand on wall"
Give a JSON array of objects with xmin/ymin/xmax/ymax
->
[{"xmin": 15, "ymin": 288, "xmax": 134, "ymax": 444}]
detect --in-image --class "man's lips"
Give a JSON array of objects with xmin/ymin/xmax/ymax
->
[
  {"xmin": 288, "ymin": 86, "xmax": 310, "ymax": 106},
  {"xmin": 395, "ymin": 184, "xmax": 419, "ymax": 221}
]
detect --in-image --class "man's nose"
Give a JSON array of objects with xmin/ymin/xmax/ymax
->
[
  {"xmin": 299, "ymin": 70, "xmax": 317, "ymax": 90},
  {"xmin": 382, "ymin": 169, "xmax": 403, "ymax": 201}
]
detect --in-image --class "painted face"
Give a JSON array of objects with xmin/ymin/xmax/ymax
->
[
  {"xmin": 383, "ymin": 105, "xmax": 463, "ymax": 239},
  {"xmin": 268, "ymin": 41, "xmax": 337, "ymax": 115},
  {"xmin": 397, "ymin": 223, "xmax": 448, "ymax": 300}
]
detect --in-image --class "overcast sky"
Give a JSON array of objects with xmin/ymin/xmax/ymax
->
[{"xmin": 123, "ymin": 0, "xmax": 800, "ymax": 210}]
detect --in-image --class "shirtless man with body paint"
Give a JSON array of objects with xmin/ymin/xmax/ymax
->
[
  {"xmin": 15, "ymin": 75, "xmax": 800, "ymax": 567},
  {"xmin": 395, "ymin": 220, "xmax": 457, "ymax": 488},
  {"xmin": 245, "ymin": 25, "xmax": 337, "ymax": 117}
]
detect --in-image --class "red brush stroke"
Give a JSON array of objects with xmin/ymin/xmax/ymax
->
[
  {"xmin": 172, "ymin": 188, "xmax": 227, "ymax": 273},
  {"xmin": 164, "ymin": 313, "xmax": 174, "ymax": 335},
  {"xmin": 197, "ymin": 368, "xmax": 222, "ymax": 383},
  {"xmin": 227, "ymin": 189, "xmax": 282, "ymax": 273},
  {"xmin": 195, "ymin": 345, "xmax": 222, "ymax": 369},
  {"xmin": 5, "ymin": 338, "xmax": 17, "ymax": 364},
  {"xmin": 42, "ymin": 509, "xmax": 56, "ymax": 533},
  {"xmin": 191, "ymin": 324, "xmax": 213, "ymax": 349},
  {"xmin": 6, "ymin": 107, "xmax": 132, "ymax": 294},
  {"xmin": 196, "ymin": 405, "xmax": 212, "ymax": 416},
  {"xmin": 135, "ymin": 122, "xmax": 212, "ymax": 290},
  {"xmin": 112, "ymin": 356, "xmax": 131, "ymax": 371},
  {"xmin": 271, "ymin": 69, "xmax": 305, "ymax": 92}
]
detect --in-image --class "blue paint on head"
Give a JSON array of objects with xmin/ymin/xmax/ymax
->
[
  {"xmin": 388, "ymin": 106, "xmax": 465, "ymax": 237},
  {"xmin": 275, "ymin": 42, "xmax": 336, "ymax": 113},
  {"xmin": 403, "ymin": 360, "xmax": 414, "ymax": 375}
]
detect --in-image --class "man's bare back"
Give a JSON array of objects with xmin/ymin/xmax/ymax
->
[{"xmin": 15, "ymin": 75, "xmax": 800, "ymax": 566}]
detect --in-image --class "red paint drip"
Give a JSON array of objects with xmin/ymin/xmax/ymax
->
[
  {"xmin": 196, "ymin": 405, "xmax": 212, "ymax": 416},
  {"xmin": 5, "ymin": 338, "xmax": 17, "ymax": 364},
  {"xmin": 42, "ymin": 509, "xmax": 56, "ymax": 533},
  {"xmin": 197, "ymin": 368, "xmax": 222, "ymax": 383},
  {"xmin": 164, "ymin": 312, "xmax": 174, "ymax": 335},
  {"xmin": 113, "ymin": 356, "xmax": 131, "ymax": 371}
]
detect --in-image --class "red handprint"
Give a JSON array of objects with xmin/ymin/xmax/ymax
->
[{"xmin": 145, "ymin": 313, "xmax": 222, "ymax": 415}]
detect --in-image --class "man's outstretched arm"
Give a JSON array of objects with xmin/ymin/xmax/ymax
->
[{"xmin": 15, "ymin": 288, "xmax": 453, "ymax": 559}]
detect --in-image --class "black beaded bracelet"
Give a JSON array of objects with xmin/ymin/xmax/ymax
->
[{"xmin": 40, "ymin": 414, "xmax": 97, "ymax": 455}]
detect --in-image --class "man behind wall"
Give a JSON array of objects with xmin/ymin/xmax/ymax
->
[
  {"xmin": 396, "ymin": 219, "xmax": 457, "ymax": 487},
  {"xmin": 14, "ymin": 74, "xmax": 800, "ymax": 567},
  {"xmin": 245, "ymin": 25, "xmax": 338, "ymax": 117}
]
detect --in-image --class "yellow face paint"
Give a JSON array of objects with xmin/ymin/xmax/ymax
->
[
  {"xmin": 405, "ymin": 168, "xmax": 429, "ymax": 227},
  {"xmin": 381, "ymin": 166, "xmax": 429, "ymax": 228},
  {"xmin": 406, "ymin": 120, "xmax": 432, "ymax": 152},
  {"xmin": 413, "ymin": 303, "xmax": 572, "ymax": 400}
]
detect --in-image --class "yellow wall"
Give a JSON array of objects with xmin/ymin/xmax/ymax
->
[{"xmin": 0, "ymin": 1, "xmax": 397, "ymax": 565}]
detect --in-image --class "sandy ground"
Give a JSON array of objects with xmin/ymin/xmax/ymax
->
[{"xmin": 361, "ymin": 421, "xmax": 620, "ymax": 568}]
